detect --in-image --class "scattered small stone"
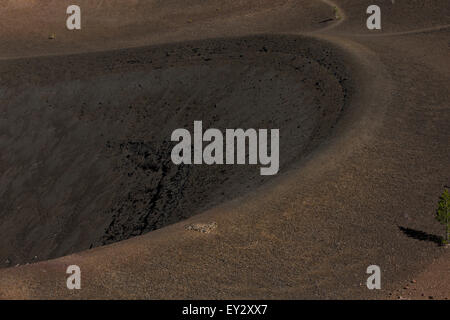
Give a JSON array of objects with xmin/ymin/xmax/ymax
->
[
  {"xmin": 48, "ymin": 33, "xmax": 56, "ymax": 40},
  {"xmin": 4, "ymin": 258, "xmax": 11, "ymax": 265},
  {"xmin": 411, "ymin": 279, "xmax": 416, "ymax": 284},
  {"xmin": 185, "ymin": 222, "xmax": 217, "ymax": 234},
  {"xmin": 429, "ymin": 296, "xmax": 434, "ymax": 300}
]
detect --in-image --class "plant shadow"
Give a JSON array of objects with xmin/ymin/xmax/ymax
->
[{"xmin": 398, "ymin": 226, "xmax": 443, "ymax": 246}]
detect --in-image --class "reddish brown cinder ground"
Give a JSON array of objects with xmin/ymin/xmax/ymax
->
[{"xmin": 0, "ymin": 0, "xmax": 448, "ymax": 299}]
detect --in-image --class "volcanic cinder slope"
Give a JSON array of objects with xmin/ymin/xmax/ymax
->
[{"xmin": 0, "ymin": 0, "xmax": 449, "ymax": 299}]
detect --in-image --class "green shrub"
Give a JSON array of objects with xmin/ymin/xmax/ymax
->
[
  {"xmin": 334, "ymin": 7, "xmax": 341, "ymax": 20},
  {"xmin": 436, "ymin": 188, "xmax": 450, "ymax": 245}
]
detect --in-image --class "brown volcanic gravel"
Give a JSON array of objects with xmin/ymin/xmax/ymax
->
[{"xmin": 0, "ymin": 0, "xmax": 449, "ymax": 299}]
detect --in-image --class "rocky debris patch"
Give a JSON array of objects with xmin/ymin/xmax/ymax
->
[{"xmin": 185, "ymin": 222, "xmax": 218, "ymax": 234}]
